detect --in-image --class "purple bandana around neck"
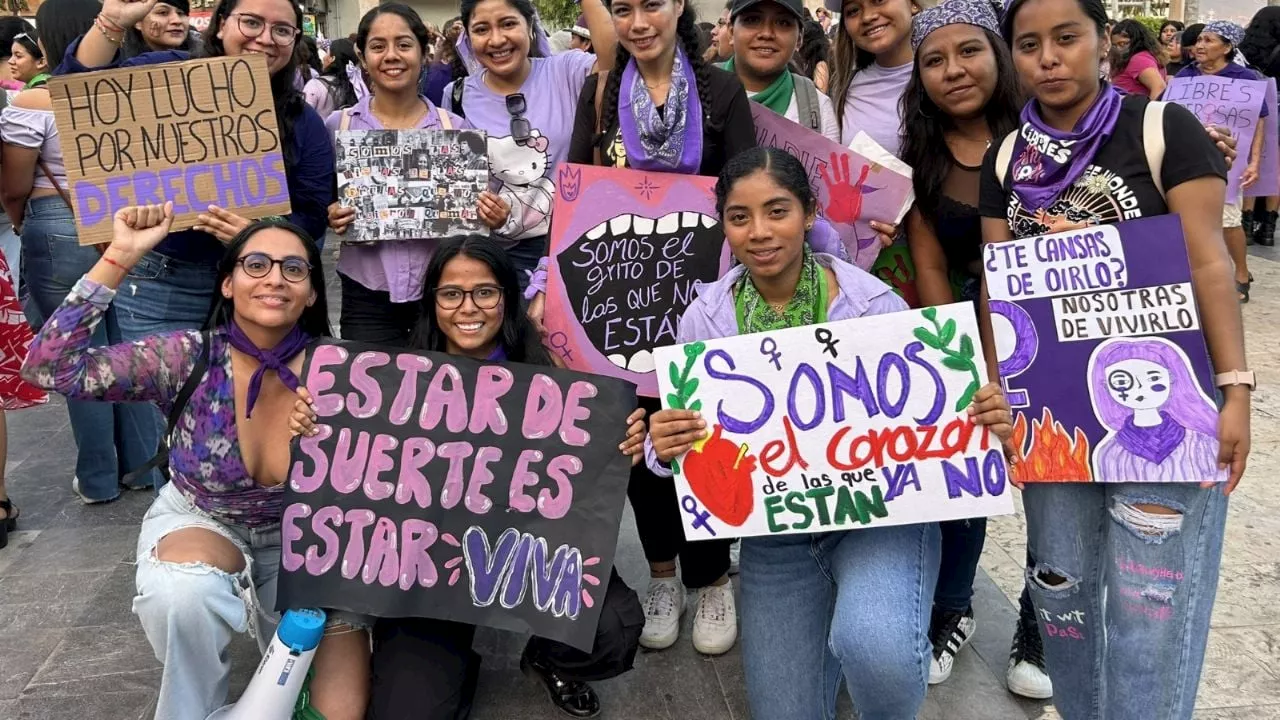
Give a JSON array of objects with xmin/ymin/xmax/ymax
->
[
  {"xmin": 1115, "ymin": 411, "xmax": 1186, "ymax": 464},
  {"xmin": 1009, "ymin": 84, "xmax": 1123, "ymax": 212},
  {"xmin": 618, "ymin": 46, "xmax": 704, "ymax": 174},
  {"xmin": 226, "ymin": 322, "xmax": 313, "ymax": 419},
  {"xmin": 486, "ymin": 345, "xmax": 507, "ymax": 362}
]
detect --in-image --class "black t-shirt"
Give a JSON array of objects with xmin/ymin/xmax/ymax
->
[
  {"xmin": 979, "ymin": 95, "xmax": 1227, "ymax": 239},
  {"xmin": 567, "ymin": 65, "xmax": 758, "ymax": 176}
]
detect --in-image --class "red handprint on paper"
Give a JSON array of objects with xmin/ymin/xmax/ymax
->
[
  {"xmin": 819, "ymin": 152, "xmax": 873, "ymax": 225},
  {"xmin": 875, "ymin": 251, "xmax": 921, "ymax": 308}
]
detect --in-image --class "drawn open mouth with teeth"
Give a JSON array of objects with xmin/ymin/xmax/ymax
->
[{"xmin": 558, "ymin": 211, "xmax": 722, "ymax": 374}]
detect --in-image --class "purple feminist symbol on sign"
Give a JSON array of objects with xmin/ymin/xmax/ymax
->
[
  {"xmin": 989, "ymin": 299, "xmax": 1037, "ymax": 408},
  {"xmin": 1085, "ymin": 337, "xmax": 1223, "ymax": 483}
]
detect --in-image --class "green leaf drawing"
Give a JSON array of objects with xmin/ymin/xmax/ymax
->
[
  {"xmin": 671, "ymin": 458, "xmax": 681, "ymax": 473},
  {"xmin": 689, "ymin": 399, "xmax": 702, "ymax": 412},
  {"xmin": 915, "ymin": 309, "xmax": 982, "ymax": 414},
  {"xmin": 667, "ymin": 343, "xmax": 709, "ymax": 411},
  {"xmin": 913, "ymin": 328, "xmax": 942, "ymax": 349},
  {"xmin": 667, "ymin": 392, "xmax": 682, "ymax": 408},
  {"xmin": 669, "ymin": 363, "xmax": 682, "ymax": 389},
  {"xmin": 684, "ymin": 378, "xmax": 699, "ymax": 397}
]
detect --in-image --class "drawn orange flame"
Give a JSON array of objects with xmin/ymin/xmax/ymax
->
[{"xmin": 1010, "ymin": 408, "xmax": 1092, "ymax": 483}]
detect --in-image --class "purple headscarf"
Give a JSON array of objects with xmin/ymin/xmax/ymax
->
[{"xmin": 911, "ymin": 0, "xmax": 1000, "ymax": 52}]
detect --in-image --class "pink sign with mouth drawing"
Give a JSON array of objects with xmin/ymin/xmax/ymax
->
[{"xmin": 543, "ymin": 164, "xmax": 730, "ymax": 397}]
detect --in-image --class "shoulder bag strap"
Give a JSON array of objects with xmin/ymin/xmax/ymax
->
[
  {"xmin": 121, "ymin": 329, "xmax": 213, "ymax": 485},
  {"xmin": 436, "ymin": 105, "xmax": 453, "ymax": 130},
  {"xmin": 593, "ymin": 71, "xmax": 610, "ymax": 167},
  {"xmin": 1143, "ymin": 100, "xmax": 1167, "ymax": 199},
  {"xmin": 994, "ymin": 130, "xmax": 1018, "ymax": 188},
  {"xmin": 338, "ymin": 107, "xmax": 352, "ymax": 132}
]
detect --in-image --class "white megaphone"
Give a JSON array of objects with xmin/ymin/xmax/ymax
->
[{"xmin": 207, "ymin": 608, "xmax": 327, "ymax": 720}]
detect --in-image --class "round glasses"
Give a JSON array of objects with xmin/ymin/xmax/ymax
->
[
  {"xmin": 236, "ymin": 253, "xmax": 311, "ymax": 283},
  {"xmin": 434, "ymin": 285, "xmax": 503, "ymax": 310},
  {"xmin": 230, "ymin": 13, "xmax": 301, "ymax": 45}
]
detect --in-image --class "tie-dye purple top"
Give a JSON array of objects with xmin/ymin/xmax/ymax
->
[{"xmin": 22, "ymin": 278, "xmax": 285, "ymax": 528}]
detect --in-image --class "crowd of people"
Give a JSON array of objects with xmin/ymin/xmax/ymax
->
[{"xmin": 0, "ymin": 0, "xmax": 1263, "ymax": 716}]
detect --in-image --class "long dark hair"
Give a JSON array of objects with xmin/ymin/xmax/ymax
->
[
  {"xmin": 1159, "ymin": 19, "xmax": 1183, "ymax": 39},
  {"xmin": 0, "ymin": 17, "xmax": 33, "ymax": 61},
  {"xmin": 796, "ymin": 20, "xmax": 830, "ymax": 79},
  {"xmin": 1111, "ymin": 19, "xmax": 1166, "ymax": 71},
  {"xmin": 715, "ymin": 147, "xmax": 815, "ymax": 220},
  {"xmin": 410, "ymin": 236, "xmax": 552, "ymax": 366},
  {"xmin": 37, "ymin": 0, "xmax": 98, "ymax": 75},
  {"xmin": 1002, "ymin": 0, "xmax": 1108, "ymax": 56},
  {"xmin": 596, "ymin": 0, "xmax": 714, "ymax": 152},
  {"xmin": 459, "ymin": 0, "xmax": 546, "ymax": 59},
  {"xmin": 832, "ymin": 0, "xmax": 908, "ymax": 138},
  {"xmin": 122, "ymin": 27, "xmax": 197, "ymax": 60},
  {"xmin": 205, "ymin": 220, "xmax": 332, "ymax": 338},
  {"xmin": 318, "ymin": 38, "xmax": 359, "ymax": 109},
  {"xmin": 203, "ymin": 0, "xmax": 306, "ymax": 168},
  {"xmin": 1241, "ymin": 7, "xmax": 1280, "ymax": 77},
  {"xmin": 901, "ymin": 26, "xmax": 1022, "ymax": 226},
  {"xmin": 356, "ymin": 3, "xmax": 433, "ymax": 91}
]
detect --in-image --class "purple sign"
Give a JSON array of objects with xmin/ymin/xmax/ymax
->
[
  {"xmin": 1164, "ymin": 75, "xmax": 1280, "ymax": 198},
  {"xmin": 544, "ymin": 164, "xmax": 731, "ymax": 396},
  {"xmin": 983, "ymin": 216, "xmax": 1226, "ymax": 484},
  {"xmin": 751, "ymin": 104, "xmax": 914, "ymax": 271}
]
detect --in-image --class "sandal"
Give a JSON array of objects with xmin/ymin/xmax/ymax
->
[
  {"xmin": 0, "ymin": 498, "xmax": 18, "ymax": 550},
  {"xmin": 1238, "ymin": 280, "xmax": 1251, "ymax": 304}
]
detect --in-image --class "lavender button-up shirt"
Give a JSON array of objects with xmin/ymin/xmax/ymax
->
[{"xmin": 324, "ymin": 96, "xmax": 473, "ymax": 304}]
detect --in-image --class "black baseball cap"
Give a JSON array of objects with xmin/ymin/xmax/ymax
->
[{"xmin": 730, "ymin": 0, "xmax": 805, "ymax": 22}]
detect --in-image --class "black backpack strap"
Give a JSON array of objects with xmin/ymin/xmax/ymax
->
[
  {"xmin": 123, "ymin": 330, "xmax": 213, "ymax": 486},
  {"xmin": 451, "ymin": 80, "xmax": 466, "ymax": 119}
]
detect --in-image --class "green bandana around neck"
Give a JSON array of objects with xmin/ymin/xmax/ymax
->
[
  {"xmin": 723, "ymin": 56, "xmax": 794, "ymax": 116},
  {"xmin": 735, "ymin": 247, "xmax": 828, "ymax": 335}
]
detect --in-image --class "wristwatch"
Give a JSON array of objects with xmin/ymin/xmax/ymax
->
[{"xmin": 1215, "ymin": 370, "xmax": 1256, "ymax": 390}]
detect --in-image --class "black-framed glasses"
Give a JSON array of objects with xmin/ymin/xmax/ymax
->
[
  {"xmin": 505, "ymin": 93, "xmax": 532, "ymax": 147},
  {"xmin": 236, "ymin": 253, "xmax": 311, "ymax": 283},
  {"xmin": 230, "ymin": 12, "xmax": 301, "ymax": 46},
  {"xmin": 434, "ymin": 285, "xmax": 504, "ymax": 310}
]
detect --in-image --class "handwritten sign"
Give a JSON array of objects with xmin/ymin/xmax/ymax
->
[
  {"xmin": 751, "ymin": 105, "xmax": 914, "ymax": 271},
  {"xmin": 277, "ymin": 341, "xmax": 637, "ymax": 651},
  {"xmin": 336, "ymin": 129, "xmax": 489, "ymax": 242},
  {"xmin": 49, "ymin": 56, "xmax": 291, "ymax": 245},
  {"xmin": 544, "ymin": 164, "xmax": 730, "ymax": 396},
  {"xmin": 984, "ymin": 216, "xmax": 1225, "ymax": 484},
  {"xmin": 653, "ymin": 304, "xmax": 1013, "ymax": 540},
  {"xmin": 1163, "ymin": 75, "xmax": 1280, "ymax": 198}
]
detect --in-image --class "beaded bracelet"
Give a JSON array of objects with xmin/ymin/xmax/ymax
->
[{"xmin": 94, "ymin": 16, "xmax": 123, "ymax": 45}]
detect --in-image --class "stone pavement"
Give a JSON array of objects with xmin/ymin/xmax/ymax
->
[{"xmin": 0, "ymin": 243, "xmax": 1276, "ymax": 720}]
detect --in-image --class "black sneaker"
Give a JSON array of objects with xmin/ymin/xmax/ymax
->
[
  {"xmin": 521, "ymin": 648, "xmax": 602, "ymax": 718},
  {"xmin": 929, "ymin": 607, "xmax": 976, "ymax": 684},
  {"xmin": 1006, "ymin": 607, "xmax": 1053, "ymax": 699}
]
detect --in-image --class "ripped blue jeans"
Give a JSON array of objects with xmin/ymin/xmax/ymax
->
[
  {"xmin": 134, "ymin": 482, "xmax": 372, "ymax": 720},
  {"xmin": 1022, "ymin": 483, "xmax": 1228, "ymax": 720}
]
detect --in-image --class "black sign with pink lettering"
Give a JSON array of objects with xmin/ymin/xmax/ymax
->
[{"xmin": 276, "ymin": 340, "xmax": 636, "ymax": 651}]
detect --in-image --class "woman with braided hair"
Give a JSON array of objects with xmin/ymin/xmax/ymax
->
[{"xmin": 565, "ymin": 0, "xmax": 756, "ymax": 660}]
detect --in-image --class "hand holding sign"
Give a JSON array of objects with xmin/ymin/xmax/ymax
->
[
  {"xmin": 327, "ymin": 202, "xmax": 356, "ymax": 235},
  {"xmin": 108, "ymin": 202, "xmax": 175, "ymax": 265},
  {"xmin": 195, "ymin": 206, "xmax": 253, "ymax": 244}
]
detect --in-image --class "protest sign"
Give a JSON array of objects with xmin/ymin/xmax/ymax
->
[
  {"xmin": 336, "ymin": 129, "xmax": 489, "ymax": 242},
  {"xmin": 277, "ymin": 341, "xmax": 637, "ymax": 651},
  {"xmin": 544, "ymin": 164, "xmax": 730, "ymax": 396},
  {"xmin": 1163, "ymin": 74, "xmax": 1280, "ymax": 198},
  {"xmin": 653, "ymin": 304, "xmax": 1013, "ymax": 540},
  {"xmin": 49, "ymin": 55, "xmax": 291, "ymax": 246},
  {"xmin": 750, "ymin": 104, "xmax": 914, "ymax": 271},
  {"xmin": 983, "ymin": 216, "xmax": 1226, "ymax": 484}
]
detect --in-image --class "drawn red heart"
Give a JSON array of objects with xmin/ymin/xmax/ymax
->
[{"xmin": 683, "ymin": 424, "xmax": 755, "ymax": 527}]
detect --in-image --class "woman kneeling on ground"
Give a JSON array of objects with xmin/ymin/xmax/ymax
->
[{"xmin": 22, "ymin": 203, "xmax": 372, "ymax": 720}]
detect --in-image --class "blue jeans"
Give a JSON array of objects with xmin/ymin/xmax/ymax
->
[
  {"xmin": 934, "ymin": 518, "xmax": 987, "ymax": 613},
  {"xmin": 21, "ymin": 196, "xmax": 160, "ymax": 499},
  {"xmin": 135, "ymin": 482, "xmax": 373, "ymax": 720},
  {"xmin": 739, "ymin": 524, "xmax": 940, "ymax": 720},
  {"xmin": 113, "ymin": 251, "xmax": 219, "ymax": 490},
  {"xmin": 1023, "ymin": 483, "xmax": 1228, "ymax": 720}
]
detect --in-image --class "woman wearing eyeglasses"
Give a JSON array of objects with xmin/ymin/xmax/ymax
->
[
  {"xmin": 57, "ymin": 0, "xmax": 336, "ymax": 490},
  {"xmin": 442, "ymin": 0, "xmax": 616, "ymax": 296},
  {"xmin": 21, "ymin": 204, "xmax": 372, "ymax": 720},
  {"xmin": 324, "ymin": 4, "xmax": 511, "ymax": 347},
  {"xmin": 288, "ymin": 235, "xmax": 648, "ymax": 719}
]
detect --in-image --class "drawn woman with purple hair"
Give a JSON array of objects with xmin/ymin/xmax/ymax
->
[{"xmin": 1087, "ymin": 337, "xmax": 1225, "ymax": 483}]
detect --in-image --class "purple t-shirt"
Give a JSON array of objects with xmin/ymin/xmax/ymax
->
[
  {"xmin": 443, "ymin": 50, "xmax": 597, "ymax": 243},
  {"xmin": 1172, "ymin": 62, "xmax": 1270, "ymax": 117},
  {"xmin": 838, "ymin": 60, "xmax": 912, "ymax": 157},
  {"xmin": 323, "ymin": 97, "xmax": 472, "ymax": 303}
]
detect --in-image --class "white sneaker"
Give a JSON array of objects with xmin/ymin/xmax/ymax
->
[
  {"xmin": 728, "ymin": 541, "xmax": 740, "ymax": 575},
  {"xmin": 928, "ymin": 608, "xmax": 976, "ymax": 685},
  {"xmin": 692, "ymin": 580, "xmax": 738, "ymax": 655},
  {"xmin": 1007, "ymin": 613, "xmax": 1053, "ymax": 699},
  {"xmin": 639, "ymin": 577, "xmax": 685, "ymax": 650}
]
